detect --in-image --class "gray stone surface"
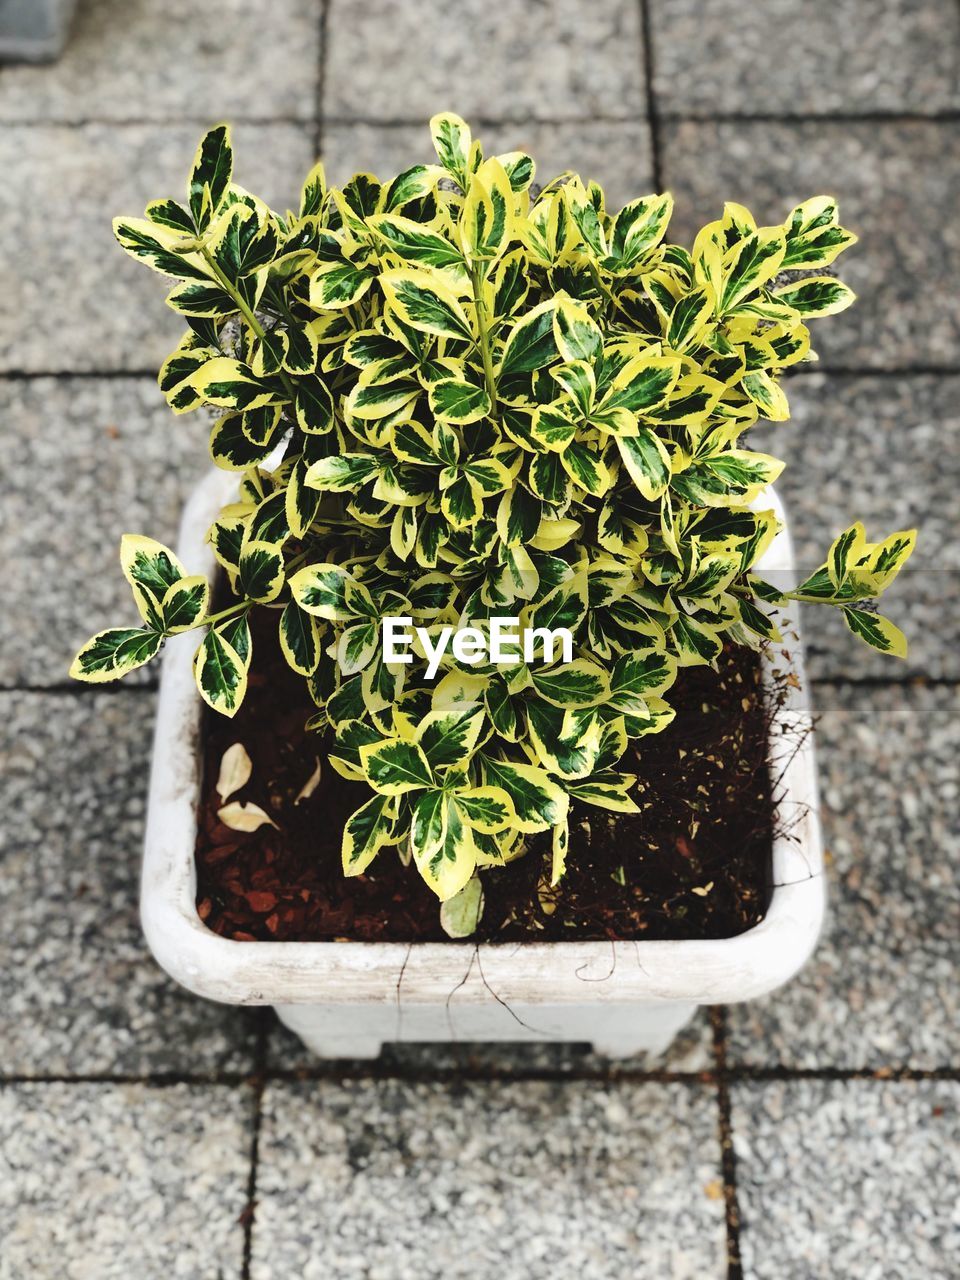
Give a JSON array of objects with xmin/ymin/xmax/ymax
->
[
  {"xmin": 0, "ymin": 691, "xmax": 259, "ymax": 1076},
  {"xmin": 323, "ymin": 119, "xmax": 655, "ymax": 210},
  {"xmin": 661, "ymin": 120, "xmax": 960, "ymax": 370},
  {"xmin": 2, "ymin": 376, "xmax": 210, "ymax": 687},
  {"xmin": 0, "ymin": 0, "xmax": 320, "ymax": 121},
  {"xmin": 651, "ymin": 0, "xmax": 960, "ymax": 116},
  {"xmin": 727, "ymin": 682, "xmax": 960, "ymax": 1070},
  {"xmin": 752, "ymin": 373, "xmax": 960, "ymax": 681},
  {"xmin": 0, "ymin": 122, "xmax": 315, "ymax": 372},
  {"xmin": 253, "ymin": 1078, "xmax": 727, "ymax": 1279},
  {"xmin": 266, "ymin": 1007, "xmax": 714, "ymax": 1072},
  {"xmin": 324, "ymin": 0, "xmax": 645, "ymax": 123},
  {"xmin": 0, "ymin": 1082, "xmax": 251, "ymax": 1279},
  {"xmin": 732, "ymin": 1079, "xmax": 960, "ymax": 1280}
]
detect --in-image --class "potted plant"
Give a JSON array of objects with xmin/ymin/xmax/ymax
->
[{"xmin": 72, "ymin": 116, "xmax": 915, "ymax": 1058}]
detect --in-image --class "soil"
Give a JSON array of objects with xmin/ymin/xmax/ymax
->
[{"xmin": 196, "ymin": 606, "xmax": 789, "ymax": 943}]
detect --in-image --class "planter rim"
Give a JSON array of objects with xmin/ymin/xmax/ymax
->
[{"xmin": 141, "ymin": 471, "xmax": 824, "ymax": 1008}]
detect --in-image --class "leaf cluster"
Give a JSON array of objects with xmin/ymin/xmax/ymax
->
[{"xmin": 72, "ymin": 116, "xmax": 916, "ymax": 903}]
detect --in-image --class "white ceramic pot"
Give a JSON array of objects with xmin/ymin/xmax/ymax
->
[{"xmin": 141, "ymin": 472, "xmax": 824, "ymax": 1059}]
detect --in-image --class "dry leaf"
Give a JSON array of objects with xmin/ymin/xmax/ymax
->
[
  {"xmin": 216, "ymin": 743, "xmax": 252, "ymax": 801},
  {"xmin": 294, "ymin": 757, "xmax": 322, "ymax": 804},
  {"xmin": 217, "ymin": 801, "xmax": 277, "ymax": 832},
  {"xmin": 439, "ymin": 876, "xmax": 484, "ymax": 938}
]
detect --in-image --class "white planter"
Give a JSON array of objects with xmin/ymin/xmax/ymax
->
[{"xmin": 142, "ymin": 472, "xmax": 824, "ymax": 1059}]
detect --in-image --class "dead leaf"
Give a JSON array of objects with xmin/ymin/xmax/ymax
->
[
  {"xmin": 217, "ymin": 801, "xmax": 277, "ymax": 832},
  {"xmin": 216, "ymin": 742, "xmax": 252, "ymax": 801},
  {"xmin": 294, "ymin": 757, "xmax": 322, "ymax": 803},
  {"xmin": 439, "ymin": 876, "xmax": 484, "ymax": 938}
]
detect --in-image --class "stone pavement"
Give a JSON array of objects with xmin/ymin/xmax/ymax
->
[{"xmin": 1, "ymin": 3, "xmax": 958, "ymax": 1277}]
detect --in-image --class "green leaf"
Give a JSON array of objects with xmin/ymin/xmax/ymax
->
[
  {"xmin": 616, "ymin": 428, "xmax": 671, "ymax": 500},
  {"xmin": 530, "ymin": 659, "xmax": 608, "ymax": 709},
  {"xmin": 380, "ymin": 269, "xmax": 474, "ymax": 342},
  {"xmin": 827, "ymin": 522, "xmax": 864, "ymax": 591},
  {"xmin": 567, "ymin": 772, "xmax": 640, "ymax": 813},
  {"xmin": 189, "ymin": 357, "xmax": 279, "ymax": 411},
  {"xmin": 666, "ymin": 284, "xmax": 714, "ymax": 350},
  {"xmin": 279, "ymin": 602, "xmax": 321, "ymax": 675},
  {"xmin": 295, "ymin": 377, "xmax": 336, "ymax": 434},
  {"xmin": 194, "ymin": 627, "xmax": 247, "ymax": 716},
  {"xmin": 342, "ymin": 794, "xmax": 396, "ymax": 875},
  {"xmin": 299, "ymin": 160, "xmax": 327, "ymax": 217},
  {"xmin": 480, "ymin": 757, "xmax": 569, "ymax": 832},
  {"xmin": 112, "ymin": 218, "xmax": 207, "ymax": 280},
  {"xmin": 773, "ymin": 276, "xmax": 856, "ymax": 318},
  {"xmin": 384, "ymin": 163, "xmax": 441, "ymax": 211},
  {"xmin": 610, "ymin": 650, "xmax": 677, "ymax": 706},
  {"xmin": 417, "ymin": 703, "xmax": 486, "ymax": 769},
  {"xmin": 496, "ymin": 485, "xmax": 542, "ymax": 547},
  {"xmin": 209, "ymin": 412, "xmax": 277, "ymax": 471},
  {"xmin": 188, "ymin": 124, "xmax": 233, "ymax": 230},
  {"xmin": 606, "ymin": 193, "xmax": 673, "ymax": 269},
  {"xmin": 361, "ymin": 738, "xmax": 434, "ymax": 795},
  {"xmin": 161, "ymin": 575, "xmax": 209, "ymax": 633},
  {"xmin": 602, "ymin": 354, "xmax": 680, "ymax": 412},
  {"xmin": 69, "ymin": 627, "xmax": 162, "ymax": 683},
  {"xmin": 672, "ymin": 614, "xmax": 723, "ymax": 666},
  {"xmin": 310, "ymin": 259, "xmax": 374, "ymax": 309},
  {"xmin": 430, "ymin": 112, "xmax": 472, "ymax": 186},
  {"xmin": 411, "ymin": 787, "xmax": 448, "ymax": 865},
  {"xmin": 741, "ymin": 370, "xmax": 790, "ymax": 422},
  {"xmin": 428, "ymin": 377, "xmax": 491, "ymax": 424},
  {"xmin": 369, "ymin": 213, "xmax": 467, "ymax": 279},
  {"xmin": 453, "ymin": 786, "xmax": 515, "ymax": 833},
  {"xmin": 719, "ymin": 228, "xmax": 786, "ymax": 312},
  {"xmin": 459, "ymin": 158, "xmax": 514, "ymax": 262},
  {"xmin": 290, "ymin": 563, "xmax": 374, "ymax": 621},
  {"xmin": 119, "ymin": 534, "xmax": 185, "ymax": 600},
  {"xmin": 842, "ymin": 608, "xmax": 907, "ymax": 657},
  {"xmin": 498, "ymin": 299, "xmax": 560, "ymax": 378},
  {"xmin": 306, "ymin": 453, "xmax": 380, "ymax": 493},
  {"xmin": 782, "ymin": 196, "xmax": 857, "ymax": 269},
  {"xmin": 238, "ymin": 541, "xmax": 285, "ymax": 603}
]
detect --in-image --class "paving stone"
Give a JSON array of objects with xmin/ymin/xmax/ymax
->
[
  {"xmin": 266, "ymin": 1006, "xmax": 714, "ymax": 1072},
  {"xmin": 322, "ymin": 119, "xmax": 655, "ymax": 209},
  {"xmin": 0, "ymin": 122, "xmax": 315, "ymax": 372},
  {"xmin": 727, "ymin": 682, "xmax": 960, "ymax": 1071},
  {"xmin": 0, "ymin": 1082, "xmax": 251, "ymax": 1279},
  {"xmin": 323, "ymin": 0, "xmax": 645, "ymax": 123},
  {"xmin": 0, "ymin": 0, "xmax": 320, "ymax": 122},
  {"xmin": 752, "ymin": 373, "xmax": 960, "ymax": 681},
  {"xmin": 731, "ymin": 1078, "xmax": 960, "ymax": 1280},
  {"xmin": 650, "ymin": 0, "xmax": 960, "ymax": 116},
  {"xmin": 253, "ymin": 1078, "xmax": 727, "ymax": 1279},
  {"xmin": 661, "ymin": 121, "xmax": 960, "ymax": 370},
  {"xmin": 0, "ymin": 691, "xmax": 259, "ymax": 1076},
  {"xmin": 2, "ymin": 377, "xmax": 211, "ymax": 687}
]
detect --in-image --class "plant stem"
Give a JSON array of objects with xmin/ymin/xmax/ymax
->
[
  {"xmin": 201, "ymin": 600, "xmax": 252, "ymax": 630},
  {"xmin": 589, "ymin": 262, "xmax": 628, "ymax": 320},
  {"xmin": 200, "ymin": 246, "xmax": 300, "ymax": 402},
  {"xmin": 470, "ymin": 261, "xmax": 498, "ymax": 416}
]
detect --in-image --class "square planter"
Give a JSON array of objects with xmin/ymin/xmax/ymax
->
[{"xmin": 141, "ymin": 470, "xmax": 824, "ymax": 1060}]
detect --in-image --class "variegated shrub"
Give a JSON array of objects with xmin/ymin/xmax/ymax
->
[{"xmin": 72, "ymin": 116, "xmax": 915, "ymax": 906}]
